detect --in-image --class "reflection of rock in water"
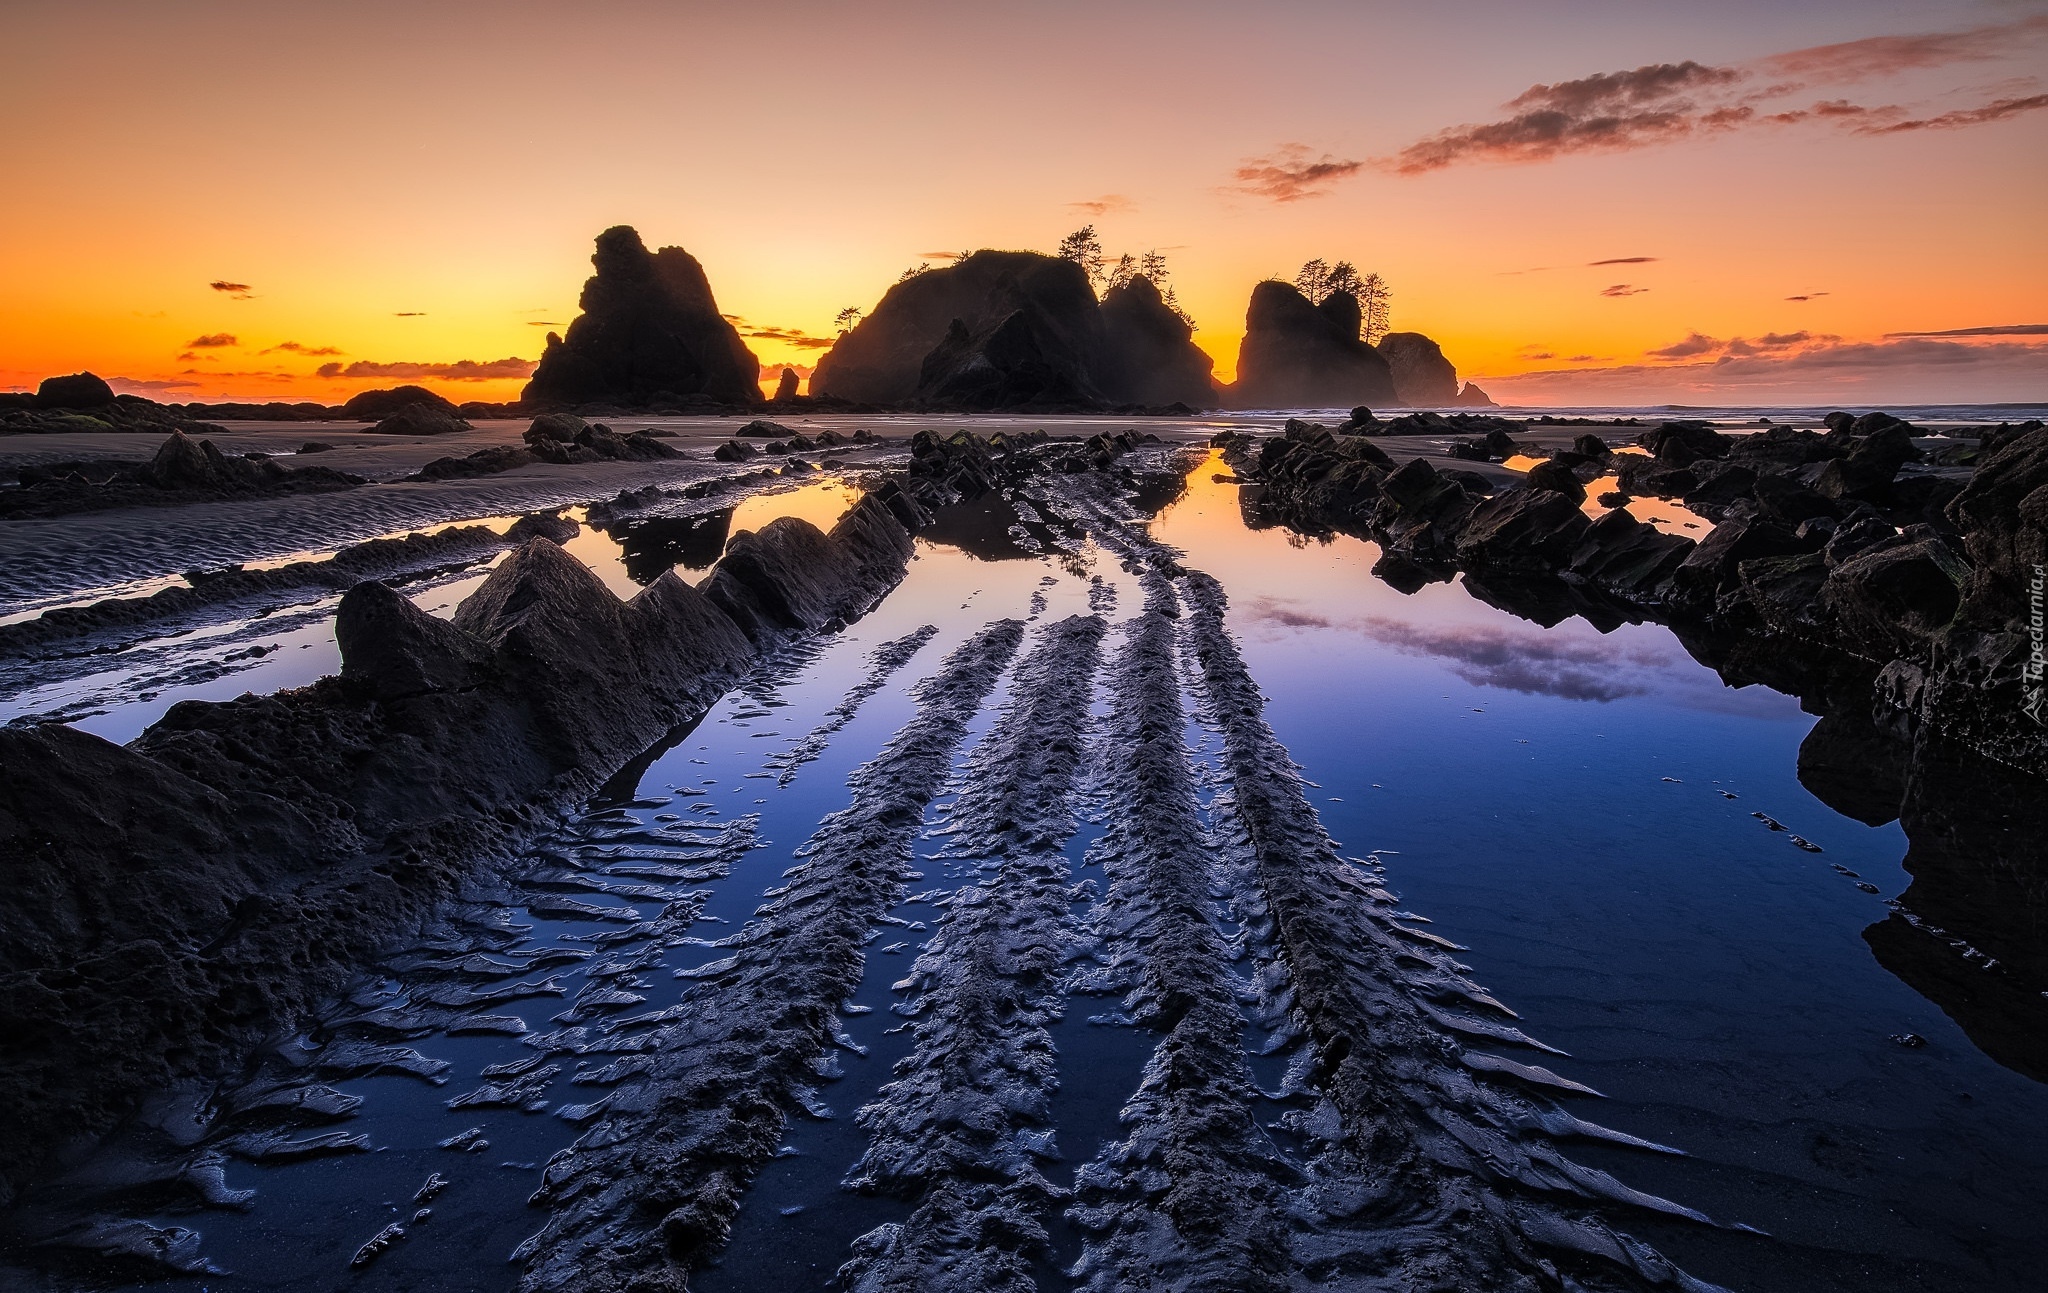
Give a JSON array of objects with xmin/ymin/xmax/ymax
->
[
  {"xmin": 612, "ymin": 509, "xmax": 732, "ymax": 582},
  {"xmin": 1801, "ymin": 710, "xmax": 2048, "ymax": 1083},
  {"xmin": 916, "ymin": 492, "xmax": 1038, "ymax": 561}
]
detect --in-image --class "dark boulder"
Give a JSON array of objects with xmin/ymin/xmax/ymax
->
[
  {"xmin": 1571, "ymin": 433, "xmax": 1612, "ymax": 459},
  {"xmin": 1377, "ymin": 332, "xmax": 1460, "ymax": 405},
  {"xmin": 34, "ymin": 372, "xmax": 116, "ymax": 409},
  {"xmin": 1523, "ymin": 459, "xmax": 1586, "ymax": 503},
  {"xmin": 1453, "ymin": 486, "xmax": 1591, "ymax": 571},
  {"xmin": 1230, "ymin": 282, "xmax": 1397, "ymax": 409},
  {"xmin": 335, "ymin": 581, "xmax": 494, "ymax": 702},
  {"xmin": 1821, "ymin": 530, "xmax": 1971, "ymax": 661},
  {"xmin": 1638, "ymin": 421, "xmax": 1732, "ymax": 465},
  {"xmin": 773, "ymin": 367, "xmax": 800, "ymax": 401},
  {"xmin": 1449, "ymin": 382, "xmax": 1498, "ymax": 407},
  {"xmin": 1671, "ymin": 513, "xmax": 1811, "ymax": 606},
  {"xmin": 1098, "ymin": 275, "xmax": 1217, "ymax": 407},
  {"xmin": 526, "ymin": 413, "xmax": 588, "ymax": 442},
  {"xmin": 713, "ymin": 439, "xmax": 755, "ymax": 462},
  {"xmin": 342, "ymin": 385, "xmax": 457, "ymax": 421},
  {"xmin": 1946, "ymin": 425, "xmax": 2048, "ymax": 630},
  {"xmin": 1567, "ymin": 509, "xmax": 1694, "ymax": 601},
  {"xmin": 522, "ymin": 226, "xmax": 761, "ymax": 409},
  {"xmin": 370, "ymin": 402, "xmax": 470, "ymax": 436}
]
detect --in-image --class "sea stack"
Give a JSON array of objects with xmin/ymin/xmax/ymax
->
[
  {"xmin": 522, "ymin": 226, "xmax": 760, "ymax": 410},
  {"xmin": 1376, "ymin": 332, "xmax": 1460, "ymax": 405},
  {"xmin": 1098, "ymin": 274, "xmax": 1217, "ymax": 407},
  {"xmin": 1230, "ymin": 281, "xmax": 1397, "ymax": 409}
]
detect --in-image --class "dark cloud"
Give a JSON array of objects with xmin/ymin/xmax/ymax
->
[
  {"xmin": 1760, "ymin": 17, "xmax": 2048, "ymax": 85},
  {"xmin": 315, "ymin": 358, "xmax": 535, "ymax": 381},
  {"xmin": 393, "ymin": 312, "xmax": 427, "ymax": 317},
  {"xmin": 918, "ymin": 251, "xmax": 971, "ymax": 261},
  {"xmin": 758, "ymin": 361, "xmax": 816, "ymax": 380},
  {"xmin": 1232, "ymin": 144, "xmax": 1364, "ymax": 201},
  {"xmin": 107, "ymin": 376, "xmax": 201, "ymax": 393},
  {"xmin": 261, "ymin": 341, "xmax": 342, "ymax": 356},
  {"xmin": 1589, "ymin": 256, "xmax": 1658, "ymax": 265},
  {"xmin": 185, "ymin": 333, "xmax": 237, "ymax": 348},
  {"xmin": 1067, "ymin": 194, "xmax": 1135, "ymax": 217},
  {"xmin": 1886, "ymin": 323, "xmax": 2048, "ymax": 338},
  {"xmin": 740, "ymin": 324, "xmax": 836, "ymax": 350},
  {"xmin": 208, "ymin": 280, "xmax": 253, "ymax": 298},
  {"xmin": 1601, "ymin": 284, "xmax": 1650, "ymax": 297},
  {"xmin": 525, "ymin": 321, "xmax": 558, "ymax": 326},
  {"xmin": 1647, "ymin": 331, "xmax": 1723, "ymax": 358},
  {"xmin": 1785, "ymin": 292, "xmax": 1830, "ymax": 301}
]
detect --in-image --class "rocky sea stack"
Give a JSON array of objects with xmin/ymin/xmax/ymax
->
[
  {"xmin": 522, "ymin": 226, "xmax": 761, "ymax": 411},
  {"xmin": 1230, "ymin": 281, "xmax": 1397, "ymax": 409},
  {"xmin": 810, "ymin": 250, "xmax": 1215, "ymax": 410}
]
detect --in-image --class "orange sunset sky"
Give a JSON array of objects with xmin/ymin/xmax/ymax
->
[{"xmin": 3, "ymin": 0, "xmax": 2044, "ymax": 408}]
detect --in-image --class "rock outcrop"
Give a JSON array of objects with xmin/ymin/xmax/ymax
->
[
  {"xmin": 811, "ymin": 251, "xmax": 1107, "ymax": 408},
  {"xmin": 522, "ymin": 226, "xmax": 760, "ymax": 410},
  {"xmin": 1098, "ymin": 274, "xmax": 1217, "ymax": 407},
  {"xmin": 1229, "ymin": 281, "xmax": 1397, "ymax": 409},
  {"xmin": 1377, "ymin": 332, "xmax": 1459, "ymax": 405},
  {"xmin": 0, "ymin": 490, "xmax": 922, "ymax": 1202},
  {"xmin": 0, "ymin": 430, "xmax": 363, "ymax": 520},
  {"xmin": 773, "ymin": 366, "xmax": 800, "ymax": 401},
  {"xmin": 809, "ymin": 253, "xmax": 1214, "ymax": 410},
  {"xmin": 34, "ymin": 372, "xmax": 116, "ymax": 409},
  {"xmin": 342, "ymin": 385, "xmax": 458, "ymax": 421}
]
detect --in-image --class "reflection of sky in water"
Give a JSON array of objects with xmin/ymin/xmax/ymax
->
[
  {"xmin": 1153, "ymin": 450, "xmax": 2048, "ymax": 1287},
  {"xmin": 1501, "ymin": 451, "xmax": 1710, "ymax": 535}
]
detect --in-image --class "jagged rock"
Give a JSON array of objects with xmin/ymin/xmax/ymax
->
[
  {"xmin": 812, "ymin": 251, "xmax": 1106, "ymax": 408},
  {"xmin": 1453, "ymin": 487, "xmax": 1591, "ymax": 571},
  {"xmin": 526, "ymin": 413, "xmax": 588, "ymax": 443},
  {"xmin": 1450, "ymin": 381, "xmax": 1498, "ymax": 407},
  {"xmin": 1638, "ymin": 422, "xmax": 1732, "ymax": 465},
  {"xmin": 1815, "ymin": 423, "xmax": 1922, "ymax": 502},
  {"xmin": 1377, "ymin": 332, "xmax": 1460, "ymax": 405},
  {"xmin": 1567, "ymin": 509, "xmax": 1694, "ymax": 601},
  {"xmin": 1098, "ymin": 274, "xmax": 1217, "ymax": 407},
  {"xmin": 713, "ymin": 439, "xmax": 754, "ymax": 462},
  {"xmin": 1571, "ymin": 434, "xmax": 1613, "ymax": 459},
  {"xmin": 1231, "ymin": 281, "xmax": 1397, "ymax": 409},
  {"xmin": 523, "ymin": 226, "xmax": 760, "ymax": 409},
  {"xmin": 1820, "ymin": 529, "xmax": 1971, "ymax": 661},
  {"xmin": 737, "ymin": 419, "xmax": 792, "ymax": 438},
  {"xmin": 1946, "ymin": 426, "xmax": 2048, "ymax": 633},
  {"xmin": 34, "ymin": 372, "xmax": 116, "ymax": 409},
  {"xmin": 773, "ymin": 367, "xmax": 800, "ymax": 401},
  {"xmin": 410, "ymin": 446, "xmax": 539, "ymax": 481},
  {"xmin": 1671, "ymin": 514, "xmax": 1812, "ymax": 605},
  {"xmin": 343, "ymin": 386, "xmax": 458, "ymax": 421},
  {"xmin": 335, "ymin": 582, "xmax": 494, "ymax": 702},
  {"xmin": 1523, "ymin": 459, "xmax": 1586, "ymax": 503},
  {"xmin": 507, "ymin": 511, "xmax": 581, "ymax": 545},
  {"xmin": 371, "ymin": 402, "xmax": 470, "ymax": 435}
]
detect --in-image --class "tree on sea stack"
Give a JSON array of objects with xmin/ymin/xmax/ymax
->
[
  {"xmin": 834, "ymin": 306, "xmax": 864, "ymax": 335},
  {"xmin": 1057, "ymin": 225, "xmax": 1106, "ymax": 290},
  {"xmin": 1293, "ymin": 258, "xmax": 1392, "ymax": 343}
]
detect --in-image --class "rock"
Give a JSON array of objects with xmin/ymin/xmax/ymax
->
[
  {"xmin": 1453, "ymin": 487, "xmax": 1591, "ymax": 572},
  {"xmin": 1523, "ymin": 459, "xmax": 1586, "ymax": 503},
  {"xmin": 506, "ymin": 511, "xmax": 580, "ymax": 545},
  {"xmin": 522, "ymin": 226, "xmax": 761, "ymax": 409},
  {"xmin": 774, "ymin": 367, "xmax": 800, "ymax": 401},
  {"xmin": 1571, "ymin": 434, "xmax": 1612, "ymax": 459},
  {"xmin": 335, "ymin": 582, "xmax": 494, "ymax": 702},
  {"xmin": 1947, "ymin": 426, "xmax": 2048, "ymax": 631},
  {"xmin": 713, "ymin": 439, "xmax": 755, "ymax": 462},
  {"xmin": 1450, "ymin": 382, "xmax": 1497, "ymax": 407},
  {"xmin": 1567, "ymin": 509, "xmax": 1694, "ymax": 601},
  {"xmin": 526, "ymin": 413, "xmax": 588, "ymax": 443},
  {"xmin": 1098, "ymin": 275, "xmax": 1217, "ymax": 407},
  {"xmin": 34, "ymin": 372, "xmax": 116, "ymax": 409},
  {"xmin": 1821, "ymin": 530, "xmax": 1971, "ymax": 661},
  {"xmin": 1376, "ymin": 332, "xmax": 1460, "ymax": 405},
  {"xmin": 371, "ymin": 402, "xmax": 471, "ymax": 436},
  {"xmin": 410, "ymin": 446, "xmax": 539, "ymax": 481},
  {"xmin": 342, "ymin": 386, "xmax": 458, "ymax": 421},
  {"xmin": 737, "ymin": 419, "xmax": 792, "ymax": 438},
  {"xmin": 812, "ymin": 251, "xmax": 1109, "ymax": 408},
  {"xmin": 1231, "ymin": 282, "xmax": 1397, "ymax": 409},
  {"xmin": 1671, "ymin": 514, "xmax": 1811, "ymax": 606}
]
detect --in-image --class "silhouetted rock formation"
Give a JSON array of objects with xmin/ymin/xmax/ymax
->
[
  {"xmin": 341, "ymin": 385, "xmax": 458, "ymax": 420},
  {"xmin": 34, "ymin": 372, "xmax": 116, "ymax": 409},
  {"xmin": 773, "ymin": 366, "xmax": 800, "ymax": 401},
  {"xmin": 1451, "ymin": 381, "xmax": 1498, "ymax": 407},
  {"xmin": 810, "ymin": 253, "xmax": 1213, "ymax": 410},
  {"xmin": 1098, "ymin": 275, "xmax": 1218, "ymax": 407},
  {"xmin": 370, "ymin": 402, "xmax": 470, "ymax": 435},
  {"xmin": 813, "ymin": 251, "xmax": 1106, "ymax": 408},
  {"xmin": 1230, "ymin": 281, "xmax": 1397, "ymax": 409},
  {"xmin": 1377, "ymin": 332, "xmax": 1459, "ymax": 405},
  {"xmin": 522, "ymin": 226, "xmax": 760, "ymax": 410}
]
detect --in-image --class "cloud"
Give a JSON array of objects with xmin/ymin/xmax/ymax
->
[
  {"xmin": 1885, "ymin": 323, "xmax": 2048, "ymax": 338},
  {"xmin": 106, "ymin": 376, "xmax": 201, "ymax": 394},
  {"xmin": 209, "ymin": 280, "xmax": 253, "ymax": 298},
  {"xmin": 1067, "ymin": 194, "xmax": 1135, "ymax": 217},
  {"xmin": 1759, "ymin": 16, "xmax": 2048, "ymax": 85},
  {"xmin": 918, "ymin": 250, "xmax": 971, "ymax": 261},
  {"xmin": 758, "ymin": 361, "xmax": 816, "ymax": 380},
  {"xmin": 1601, "ymin": 284, "xmax": 1650, "ymax": 297},
  {"xmin": 525, "ymin": 321, "xmax": 558, "ymax": 326},
  {"xmin": 1383, "ymin": 18, "xmax": 2048, "ymax": 174},
  {"xmin": 393, "ymin": 311, "xmax": 427, "ymax": 317},
  {"xmin": 739, "ymin": 324, "xmax": 836, "ymax": 350},
  {"xmin": 315, "ymin": 357, "xmax": 535, "ymax": 381},
  {"xmin": 185, "ymin": 333, "xmax": 237, "ymax": 348},
  {"xmin": 1590, "ymin": 256, "xmax": 1658, "ymax": 265},
  {"xmin": 261, "ymin": 341, "xmax": 342, "ymax": 356},
  {"xmin": 1785, "ymin": 292, "xmax": 1830, "ymax": 301},
  {"xmin": 1851, "ymin": 92, "xmax": 2048, "ymax": 133},
  {"xmin": 1647, "ymin": 331, "xmax": 1723, "ymax": 358},
  {"xmin": 1232, "ymin": 144, "xmax": 1364, "ymax": 201}
]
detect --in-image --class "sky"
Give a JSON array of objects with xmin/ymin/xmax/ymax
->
[{"xmin": 2, "ymin": 0, "xmax": 2044, "ymax": 408}]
